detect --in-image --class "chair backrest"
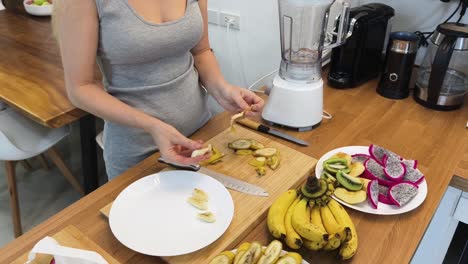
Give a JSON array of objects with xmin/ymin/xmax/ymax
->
[{"xmin": 0, "ymin": 130, "xmax": 35, "ymax": 160}]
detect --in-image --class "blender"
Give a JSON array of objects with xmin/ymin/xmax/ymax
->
[{"xmin": 262, "ymin": 0, "xmax": 351, "ymax": 131}]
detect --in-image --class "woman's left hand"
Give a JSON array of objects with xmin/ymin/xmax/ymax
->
[{"xmin": 213, "ymin": 84, "xmax": 264, "ymax": 116}]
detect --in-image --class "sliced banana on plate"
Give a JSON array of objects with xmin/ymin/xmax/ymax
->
[{"xmin": 197, "ymin": 211, "xmax": 216, "ymax": 223}]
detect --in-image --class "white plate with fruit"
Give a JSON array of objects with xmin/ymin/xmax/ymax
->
[
  {"xmin": 316, "ymin": 145, "xmax": 428, "ymax": 215},
  {"xmin": 210, "ymin": 240, "xmax": 309, "ymax": 264},
  {"xmin": 23, "ymin": 0, "xmax": 53, "ymax": 16},
  {"xmin": 109, "ymin": 170, "xmax": 234, "ymax": 256}
]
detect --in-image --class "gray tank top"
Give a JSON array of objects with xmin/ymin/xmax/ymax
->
[{"xmin": 95, "ymin": 0, "xmax": 211, "ymax": 178}]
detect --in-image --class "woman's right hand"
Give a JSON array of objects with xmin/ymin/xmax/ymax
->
[{"xmin": 145, "ymin": 120, "xmax": 209, "ymax": 165}]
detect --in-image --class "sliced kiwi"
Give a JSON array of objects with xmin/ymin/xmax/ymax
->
[{"xmin": 336, "ymin": 171, "xmax": 363, "ymax": 191}]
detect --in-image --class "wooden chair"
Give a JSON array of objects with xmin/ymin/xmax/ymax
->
[{"xmin": 0, "ymin": 107, "xmax": 84, "ymax": 237}]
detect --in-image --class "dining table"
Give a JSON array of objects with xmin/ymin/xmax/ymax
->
[
  {"xmin": 0, "ymin": 4, "xmax": 99, "ymax": 193},
  {"xmin": 0, "ymin": 68, "xmax": 467, "ymax": 263}
]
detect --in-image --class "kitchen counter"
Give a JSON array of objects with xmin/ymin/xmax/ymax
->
[{"xmin": 0, "ymin": 75, "xmax": 467, "ymax": 262}]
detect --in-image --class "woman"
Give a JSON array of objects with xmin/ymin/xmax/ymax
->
[{"xmin": 53, "ymin": 0, "xmax": 264, "ymax": 179}]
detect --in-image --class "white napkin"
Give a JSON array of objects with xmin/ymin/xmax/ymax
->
[{"xmin": 26, "ymin": 237, "xmax": 109, "ymax": 264}]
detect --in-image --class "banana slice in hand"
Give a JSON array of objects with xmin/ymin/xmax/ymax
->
[{"xmin": 197, "ymin": 211, "xmax": 216, "ymax": 223}]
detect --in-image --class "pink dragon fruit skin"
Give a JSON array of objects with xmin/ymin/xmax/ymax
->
[
  {"xmin": 369, "ymin": 144, "xmax": 400, "ymax": 165},
  {"xmin": 384, "ymin": 156, "xmax": 406, "ymax": 181},
  {"xmin": 388, "ymin": 181, "xmax": 419, "ymax": 207},
  {"xmin": 351, "ymin": 153, "xmax": 371, "ymax": 164},
  {"xmin": 367, "ymin": 179, "xmax": 379, "ymax": 209},
  {"xmin": 378, "ymin": 194, "xmax": 395, "ymax": 205},
  {"xmin": 364, "ymin": 158, "xmax": 394, "ymax": 187}
]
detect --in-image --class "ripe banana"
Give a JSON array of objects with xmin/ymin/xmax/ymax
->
[
  {"xmin": 291, "ymin": 198, "xmax": 328, "ymax": 244},
  {"xmin": 320, "ymin": 205, "xmax": 345, "ymax": 243},
  {"xmin": 308, "ymin": 205, "xmax": 329, "ymax": 250},
  {"xmin": 237, "ymin": 241, "xmax": 262, "ymax": 264},
  {"xmin": 328, "ymin": 199, "xmax": 358, "ymax": 260},
  {"xmin": 284, "ymin": 197, "xmax": 303, "ymax": 249},
  {"xmin": 310, "ymin": 205, "xmax": 340, "ymax": 251},
  {"xmin": 267, "ymin": 189, "xmax": 297, "ymax": 240}
]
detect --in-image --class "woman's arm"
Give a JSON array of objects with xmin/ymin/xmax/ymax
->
[
  {"xmin": 192, "ymin": 0, "xmax": 264, "ymax": 116},
  {"xmin": 54, "ymin": 0, "xmax": 206, "ymax": 165}
]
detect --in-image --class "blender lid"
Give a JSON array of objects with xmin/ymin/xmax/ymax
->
[{"xmin": 436, "ymin": 23, "xmax": 468, "ymax": 38}]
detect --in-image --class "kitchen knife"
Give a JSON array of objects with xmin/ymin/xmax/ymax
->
[
  {"xmin": 157, "ymin": 157, "xmax": 269, "ymax": 197},
  {"xmin": 236, "ymin": 119, "xmax": 309, "ymax": 146}
]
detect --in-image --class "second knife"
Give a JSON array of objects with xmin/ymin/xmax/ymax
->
[{"xmin": 236, "ymin": 119, "xmax": 309, "ymax": 146}]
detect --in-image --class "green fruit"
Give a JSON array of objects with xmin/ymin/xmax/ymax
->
[
  {"xmin": 34, "ymin": 0, "xmax": 45, "ymax": 5},
  {"xmin": 41, "ymin": 1, "xmax": 50, "ymax": 5},
  {"xmin": 336, "ymin": 171, "xmax": 363, "ymax": 191}
]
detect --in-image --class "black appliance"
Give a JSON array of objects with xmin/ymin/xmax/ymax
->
[{"xmin": 328, "ymin": 3, "xmax": 395, "ymax": 88}]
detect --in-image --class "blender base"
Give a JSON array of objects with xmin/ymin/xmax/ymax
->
[{"xmin": 263, "ymin": 119, "xmax": 322, "ymax": 132}]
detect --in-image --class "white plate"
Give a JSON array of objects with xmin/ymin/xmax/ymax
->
[
  {"xmin": 315, "ymin": 146, "xmax": 428, "ymax": 215},
  {"xmin": 231, "ymin": 248, "xmax": 310, "ymax": 264},
  {"xmin": 109, "ymin": 170, "xmax": 234, "ymax": 256}
]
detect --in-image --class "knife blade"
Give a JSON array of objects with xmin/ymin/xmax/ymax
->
[
  {"xmin": 236, "ymin": 119, "xmax": 309, "ymax": 146},
  {"xmin": 157, "ymin": 157, "xmax": 269, "ymax": 197}
]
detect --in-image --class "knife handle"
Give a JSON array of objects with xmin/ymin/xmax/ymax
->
[
  {"xmin": 157, "ymin": 157, "xmax": 201, "ymax": 171},
  {"xmin": 236, "ymin": 118, "xmax": 270, "ymax": 133}
]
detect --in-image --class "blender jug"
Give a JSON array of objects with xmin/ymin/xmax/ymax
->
[
  {"xmin": 262, "ymin": 0, "xmax": 350, "ymax": 130},
  {"xmin": 414, "ymin": 23, "xmax": 468, "ymax": 110},
  {"xmin": 278, "ymin": 0, "xmax": 350, "ymax": 83}
]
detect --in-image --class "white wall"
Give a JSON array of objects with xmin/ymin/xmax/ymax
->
[{"xmin": 208, "ymin": 0, "xmax": 468, "ymax": 90}]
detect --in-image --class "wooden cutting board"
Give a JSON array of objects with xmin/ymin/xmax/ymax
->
[
  {"xmin": 101, "ymin": 126, "xmax": 317, "ymax": 264},
  {"xmin": 11, "ymin": 225, "xmax": 120, "ymax": 264}
]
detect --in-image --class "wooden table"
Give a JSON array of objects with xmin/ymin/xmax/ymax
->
[
  {"xmin": 0, "ymin": 7, "xmax": 99, "ymax": 193},
  {"xmin": 0, "ymin": 74, "xmax": 467, "ymax": 263}
]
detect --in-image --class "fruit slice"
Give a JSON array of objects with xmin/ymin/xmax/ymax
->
[
  {"xmin": 367, "ymin": 179, "xmax": 379, "ymax": 209},
  {"xmin": 191, "ymin": 144, "xmax": 212, "ymax": 158},
  {"xmin": 384, "ymin": 156, "xmax": 406, "ymax": 181},
  {"xmin": 334, "ymin": 188, "xmax": 367, "ymax": 204},
  {"xmin": 348, "ymin": 162, "xmax": 365, "ymax": 177},
  {"xmin": 209, "ymin": 254, "xmax": 233, "ymax": 264},
  {"xmin": 351, "ymin": 153, "xmax": 371, "ymax": 164},
  {"xmin": 275, "ymin": 256, "xmax": 297, "ymax": 264},
  {"xmin": 331, "ymin": 152, "xmax": 352, "ymax": 166},
  {"xmin": 193, "ymin": 188, "xmax": 208, "ymax": 201},
  {"xmin": 187, "ymin": 196, "xmax": 208, "ymax": 210},
  {"xmin": 284, "ymin": 252, "xmax": 302, "ymax": 264},
  {"xmin": 369, "ymin": 144, "xmax": 399, "ymax": 165},
  {"xmin": 238, "ymin": 242, "xmax": 251, "ymax": 252},
  {"xmin": 403, "ymin": 166, "xmax": 425, "ymax": 185},
  {"xmin": 249, "ymin": 140, "xmax": 265, "ymax": 150},
  {"xmin": 253, "ymin": 148, "xmax": 278, "ymax": 157},
  {"xmin": 228, "ymin": 139, "xmax": 252, "ymax": 150},
  {"xmin": 388, "ymin": 182, "xmax": 419, "ymax": 207},
  {"xmin": 266, "ymin": 155, "xmax": 280, "ymax": 170},
  {"xmin": 378, "ymin": 194, "xmax": 395, "ymax": 205},
  {"xmin": 364, "ymin": 159, "xmax": 394, "ymax": 187},
  {"xmin": 402, "ymin": 159, "xmax": 418, "ymax": 169},
  {"xmin": 257, "ymin": 240, "xmax": 283, "ymax": 264},
  {"xmin": 249, "ymin": 157, "xmax": 266, "ymax": 167},
  {"xmin": 197, "ymin": 211, "xmax": 216, "ymax": 223},
  {"xmin": 236, "ymin": 149, "xmax": 253, "ymax": 155},
  {"xmin": 336, "ymin": 171, "xmax": 363, "ymax": 191},
  {"xmin": 237, "ymin": 241, "xmax": 262, "ymax": 264},
  {"xmin": 360, "ymin": 178, "xmax": 371, "ymax": 190}
]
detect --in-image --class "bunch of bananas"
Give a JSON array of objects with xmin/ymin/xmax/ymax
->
[
  {"xmin": 267, "ymin": 177, "xmax": 358, "ymax": 260},
  {"xmin": 209, "ymin": 240, "xmax": 303, "ymax": 264}
]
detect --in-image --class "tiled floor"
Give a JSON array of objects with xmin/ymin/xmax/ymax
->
[{"xmin": 0, "ymin": 122, "xmax": 107, "ymax": 248}]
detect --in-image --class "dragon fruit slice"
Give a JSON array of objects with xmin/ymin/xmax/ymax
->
[
  {"xmin": 403, "ymin": 166, "xmax": 425, "ymax": 185},
  {"xmin": 388, "ymin": 182, "xmax": 419, "ymax": 207},
  {"xmin": 369, "ymin": 144, "xmax": 399, "ymax": 165},
  {"xmin": 352, "ymin": 153, "xmax": 371, "ymax": 164},
  {"xmin": 379, "ymin": 194, "xmax": 395, "ymax": 205},
  {"xmin": 364, "ymin": 158, "xmax": 394, "ymax": 186},
  {"xmin": 378, "ymin": 185, "xmax": 395, "ymax": 205},
  {"xmin": 384, "ymin": 156, "xmax": 406, "ymax": 181},
  {"xmin": 367, "ymin": 179, "xmax": 379, "ymax": 209},
  {"xmin": 402, "ymin": 159, "xmax": 418, "ymax": 169}
]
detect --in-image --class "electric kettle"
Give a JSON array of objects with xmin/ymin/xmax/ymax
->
[{"xmin": 414, "ymin": 23, "xmax": 468, "ymax": 110}]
